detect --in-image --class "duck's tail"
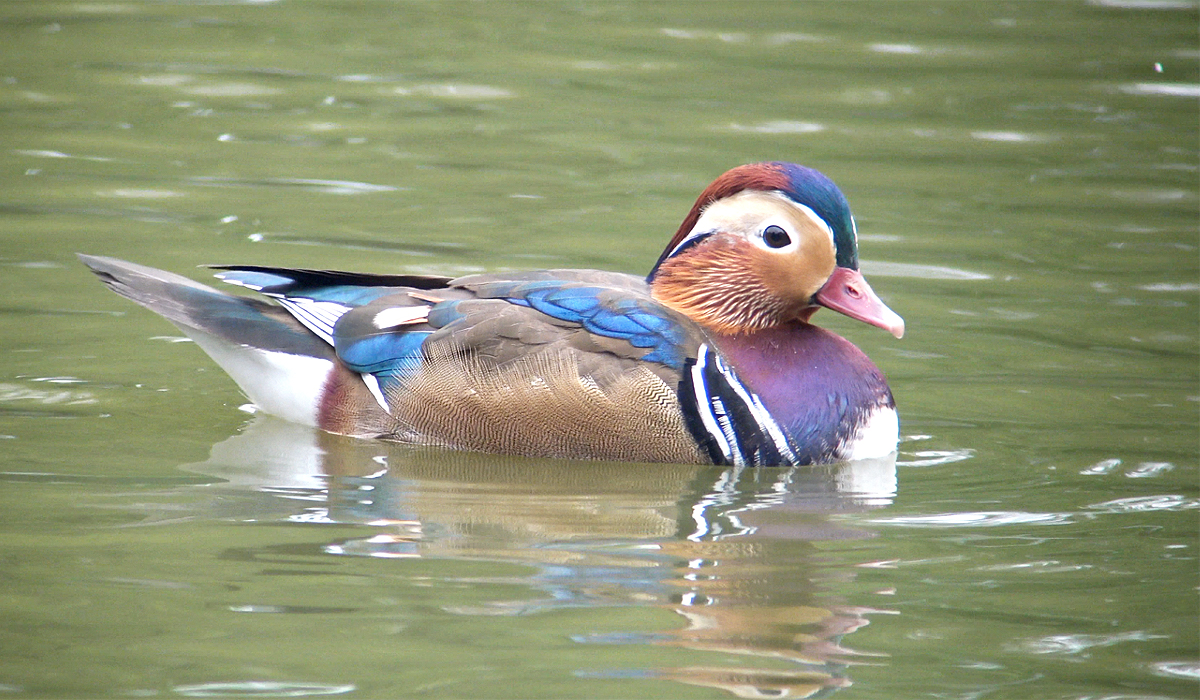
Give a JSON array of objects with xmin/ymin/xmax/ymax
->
[{"xmin": 78, "ymin": 254, "xmax": 337, "ymax": 427}]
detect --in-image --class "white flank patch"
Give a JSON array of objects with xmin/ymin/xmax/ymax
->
[
  {"xmin": 184, "ymin": 328, "xmax": 334, "ymax": 427},
  {"xmin": 373, "ymin": 306, "xmax": 430, "ymax": 329},
  {"xmin": 840, "ymin": 405, "xmax": 899, "ymax": 461}
]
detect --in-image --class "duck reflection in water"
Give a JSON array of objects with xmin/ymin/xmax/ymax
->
[{"xmin": 184, "ymin": 416, "xmax": 898, "ymax": 699}]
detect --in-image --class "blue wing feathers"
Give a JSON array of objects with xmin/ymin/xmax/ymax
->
[
  {"xmin": 478, "ymin": 281, "xmax": 691, "ymax": 369},
  {"xmin": 297, "ymin": 285, "xmax": 396, "ymax": 306},
  {"xmin": 582, "ymin": 311, "xmax": 648, "ymax": 337},
  {"xmin": 539, "ymin": 287, "xmax": 608, "ymax": 314},
  {"xmin": 336, "ymin": 331, "xmax": 431, "ymax": 382}
]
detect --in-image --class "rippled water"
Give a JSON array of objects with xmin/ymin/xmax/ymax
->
[{"xmin": 1, "ymin": 2, "xmax": 1197, "ymax": 698}]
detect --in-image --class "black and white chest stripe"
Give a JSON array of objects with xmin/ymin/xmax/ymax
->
[{"xmin": 680, "ymin": 344, "xmax": 800, "ymax": 467}]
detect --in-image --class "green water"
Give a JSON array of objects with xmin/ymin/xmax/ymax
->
[{"xmin": 1, "ymin": 1, "xmax": 1197, "ymax": 698}]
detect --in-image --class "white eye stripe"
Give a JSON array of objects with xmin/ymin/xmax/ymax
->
[
  {"xmin": 790, "ymin": 200, "xmax": 835, "ymax": 245},
  {"xmin": 679, "ymin": 190, "xmax": 835, "ymax": 257}
]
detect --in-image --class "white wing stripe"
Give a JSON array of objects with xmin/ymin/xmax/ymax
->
[
  {"xmin": 373, "ymin": 306, "xmax": 430, "ymax": 329},
  {"xmin": 277, "ymin": 298, "xmax": 351, "ymax": 345}
]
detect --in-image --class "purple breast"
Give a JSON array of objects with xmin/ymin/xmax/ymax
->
[{"xmin": 710, "ymin": 323, "xmax": 894, "ymax": 462}]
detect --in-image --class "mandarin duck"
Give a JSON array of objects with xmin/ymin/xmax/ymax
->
[{"xmin": 81, "ymin": 162, "xmax": 904, "ymax": 466}]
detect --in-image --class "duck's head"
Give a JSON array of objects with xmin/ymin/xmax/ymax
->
[{"xmin": 647, "ymin": 162, "xmax": 904, "ymax": 339}]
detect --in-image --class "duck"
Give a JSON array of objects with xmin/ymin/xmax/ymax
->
[{"xmin": 80, "ymin": 162, "xmax": 904, "ymax": 467}]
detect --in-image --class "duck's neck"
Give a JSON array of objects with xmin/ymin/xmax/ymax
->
[{"xmin": 708, "ymin": 322, "xmax": 895, "ymax": 464}]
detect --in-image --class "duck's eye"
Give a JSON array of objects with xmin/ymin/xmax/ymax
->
[{"xmin": 762, "ymin": 224, "xmax": 792, "ymax": 249}]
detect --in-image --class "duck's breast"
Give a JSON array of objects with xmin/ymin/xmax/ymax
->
[{"xmin": 710, "ymin": 324, "xmax": 897, "ymax": 464}]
